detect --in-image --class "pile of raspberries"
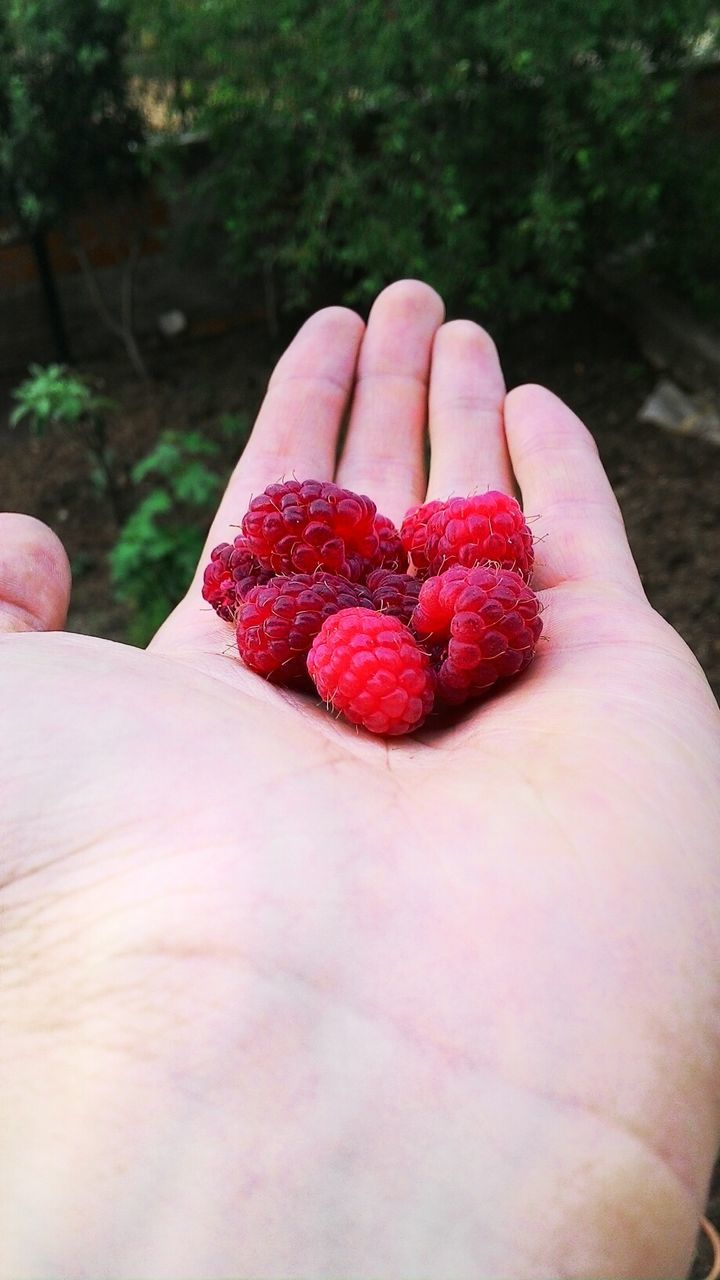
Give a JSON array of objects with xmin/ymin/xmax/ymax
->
[{"xmin": 202, "ymin": 479, "xmax": 543, "ymax": 736}]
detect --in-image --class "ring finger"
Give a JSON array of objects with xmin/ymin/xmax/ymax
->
[
  {"xmin": 426, "ymin": 320, "xmax": 514, "ymax": 501},
  {"xmin": 334, "ymin": 279, "xmax": 445, "ymax": 527}
]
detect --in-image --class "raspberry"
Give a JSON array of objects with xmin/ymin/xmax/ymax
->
[
  {"xmin": 370, "ymin": 513, "xmax": 408, "ymax": 573},
  {"xmin": 202, "ymin": 535, "xmax": 270, "ymax": 621},
  {"xmin": 236, "ymin": 573, "xmax": 373, "ymax": 683},
  {"xmin": 400, "ymin": 499, "xmax": 446, "ymax": 574},
  {"xmin": 365, "ymin": 568, "xmax": 421, "ymax": 625},
  {"xmin": 242, "ymin": 479, "xmax": 379, "ymax": 577},
  {"xmin": 204, "ymin": 478, "xmax": 548, "ymax": 734},
  {"xmin": 412, "ymin": 565, "xmax": 542, "ymax": 705},
  {"xmin": 308, "ymin": 608, "xmax": 436, "ymax": 735},
  {"xmin": 345, "ymin": 513, "xmax": 407, "ymax": 581},
  {"xmin": 423, "ymin": 492, "xmax": 534, "ymax": 581}
]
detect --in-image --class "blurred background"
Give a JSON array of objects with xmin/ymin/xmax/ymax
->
[{"xmin": 0, "ymin": 1, "xmax": 719, "ymax": 1271}]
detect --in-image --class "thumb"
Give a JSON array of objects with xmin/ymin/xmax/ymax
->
[{"xmin": 0, "ymin": 513, "xmax": 71, "ymax": 633}]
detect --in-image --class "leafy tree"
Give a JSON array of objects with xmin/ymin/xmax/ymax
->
[
  {"xmin": 132, "ymin": 0, "xmax": 720, "ymax": 324},
  {"xmin": 0, "ymin": 0, "xmax": 144, "ymax": 234},
  {"xmin": 0, "ymin": 0, "xmax": 148, "ymax": 367}
]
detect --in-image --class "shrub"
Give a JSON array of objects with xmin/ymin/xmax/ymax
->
[
  {"xmin": 110, "ymin": 430, "xmax": 222, "ymax": 644},
  {"xmin": 10, "ymin": 363, "xmax": 128, "ymax": 522},
  {"xmin": 110, "ymin": 414, "xmax": 251, "ymax": 645},
  {"xmin": 0, "ymin": 0, "xmax": 144, "ymax": 235},
  {"xmin": 132, "ymin": 0, "xmax": 720, "ymax": 324},
  {"xmin": 0, "ymin": 0, "xmax": 150, "ymax": 372}
]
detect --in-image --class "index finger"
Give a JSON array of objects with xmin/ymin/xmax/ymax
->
[
  {"xmin": 204, "ymin": 305, "xmax": 365, "ymax": 556},
  {"xmin": 151, "ymin": 307, "xmax": 365, "ymax": 652}
]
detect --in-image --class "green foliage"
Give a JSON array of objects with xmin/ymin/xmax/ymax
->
[
  {"xmin": 132, "ymin": 0, "xmax": 720, "ymax": 322},
  {"xmin": 10, "ymin": 362, "xmax": 127, "ymax": 521},
  {"xmin": 10, "ymin": 363, "xmax": 116, "ymax": 434},
  {"xmin": 110, "ymin": 429, "xmax": 225, "ymax": 645},
  {"xmin": 0, "ymin": 0, "xmax": 145, "ymax": 234},
  {"xmin": 650, "ymin": 128, "xmax": 720, "ymax": 320},
  {"xmin": 218, "ymin": 410, "xmax": 252, "ymax": 441}
]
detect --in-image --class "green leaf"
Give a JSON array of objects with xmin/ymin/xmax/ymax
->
[{"xmin": 172, "ymin": 461, "xmax": 221, "ymax": 505}]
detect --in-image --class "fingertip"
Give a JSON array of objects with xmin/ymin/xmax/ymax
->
[
  {"xmin": 427, "ymin": 318, "xmax": 513, "ymax": 499},
  {"xmin": 302, "ymin": 305, "xmax": 366, "ymax": 340},
  {"xmin": 266, "ymin": 305, "xmax": 365, "ymax": 391},
  {"xmin": 505, "ymin": 383, "xmax": 599, "ymax": 454},
  {"xmin": 505, "ymin": 382, "xmax": 547, "ymax": 402},
  {"xmin": 369, "ymin": 279, "xmax": 446, "ymax": 326},
  {"xmin": 0, "ymin": 513, "xmax": 71, "ymax": 633},
  {"xmin": 335, "ymin": 280, "xmax": 445, "ymax": 521},
  {"xmin": 504, "ymin": 383, "xmax": 553, "ymax": 420},
  {"xmin": 433, "ymin": 317, "xmax": 500, "ymax": 359}
]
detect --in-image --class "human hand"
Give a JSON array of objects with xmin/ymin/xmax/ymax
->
[{"xmin": 2, "ymin": 281, "xmax": 719, "ymax": 1279}]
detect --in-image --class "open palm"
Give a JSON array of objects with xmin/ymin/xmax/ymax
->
[{"xmin": 2, "ymin": 281, "xmax": 719, "ymax": 1280}]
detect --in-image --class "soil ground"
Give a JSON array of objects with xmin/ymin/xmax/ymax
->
[{"xmin": 0, "ymin": 301, "xmax": 718, "ymax": 1275}]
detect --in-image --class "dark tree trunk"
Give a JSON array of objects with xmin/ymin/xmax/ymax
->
[{"xmin": 31, "ymin": 230, "xmax": 72, "ymax": 363}]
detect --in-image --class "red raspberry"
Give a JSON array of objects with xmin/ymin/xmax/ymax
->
[
  {"xmin": 202, "ymin": 535, "xmax": 270, "ymax": 621},
  {"xmin": 345, "ymin": 512, "xmax": 407, "ymax": 581},
  {"xmin": 412, "ymin": 565, "xmax": 543, "ymax": 705},
  {"xmin": 365, "ymin": 568, "xmax": 421, "ymax": 625},
  {"xmin": 308, "ymin": 608, "xmax": 436, "ymax": 736},
  {"xmin": 371, "ymin": 513, "xmax": 408, "ymax": 573},
  {"xmin": 236, "ymin": 573, "xmax": 373, "ymax": 683},
  {"xmin": 424, "ymin": 492, "xmax": 534, "ymax": 581},
  {"xmin": 400, "ymin": 499, "xmax": 446, "ymax": 574},
  {"xmin": 242, "ymin": 479, "xmax": 379, "ymax": 577}
]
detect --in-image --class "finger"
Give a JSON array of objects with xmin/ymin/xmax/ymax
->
[
  {"xmin": 335, "ymin": 279, "xmax": 445, "ymax": 527},
  {"xmin": 203, "ymin": 305, "xmax": 365, "ymax": 559},
  {"xmin": 150, "ymin": 307, "xmax": 365, "ymax": 653},
  {"xmin": 0, "ymin": 514, "xmax": 71, "ymax": 634},
  {"xmin": 427, "ymin": 320, "xmax": 515, "ymax": 500},
  {"xmin": 504, "ymin": 385, "xmax": 643, "ymax": 592}
]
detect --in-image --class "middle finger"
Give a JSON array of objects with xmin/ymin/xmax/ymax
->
[
  {"xmin": 426, "ymin": 320, "xmax": 515, "ymax": 500},
  {"xmin": 335, "ymin": 279, "xmax": 445, "ymax": 527}
]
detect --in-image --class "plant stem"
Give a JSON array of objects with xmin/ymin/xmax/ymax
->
[{"xmin": 87, "ymin": 413, "xmax": 128, "ymax": 526}]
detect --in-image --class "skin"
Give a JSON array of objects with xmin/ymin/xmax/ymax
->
[{"xmin": 1, "ymin": 279, "xmax": 719, "ymax": 1279}]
